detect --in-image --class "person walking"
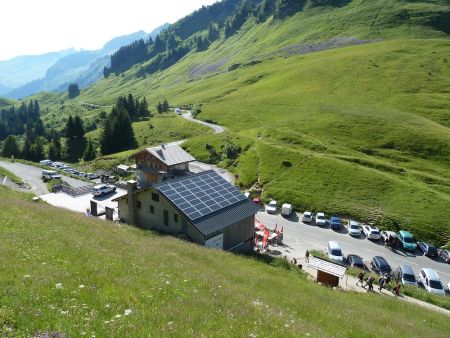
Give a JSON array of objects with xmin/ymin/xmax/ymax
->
[
  {"xmin": 357, "ymin": 271, "xmax": 366, "ymax": 287},
  {"xmin": 378, "ymin": 275, "xmax": 386, "ymax": 292},
  {"xmin": 305, "ymin": 250, "xmax": 310, "ymax": 263},
  {"xmin": 366, "ymin": 275, "xmax": 374, "ymax": 292},
  {"xmin": 384, "ymin": 273, "xmax": 392, "ymax": 290}
]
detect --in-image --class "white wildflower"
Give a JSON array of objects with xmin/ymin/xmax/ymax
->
[
  {"xmin": 60, "ymin": 310, "xmax": 68, "ymax": 315},
  {"xmin": 55, "ymin": 283, "xmax": 63, "ymax": 289},
  {"xmin": 79, "ymin": 284, "xmax": 85, "ymax": 289},
  {"xmin": 23, "ymin": 274, "xmax": 31, "ymax": 278},
  {"xmin": 115, "ymin": 314, "xmax": 122, "ymax": 319},
  {"xmin": 165, "ymin": 281, "xmax": 170, "ymax": 284},
  {"xmin": 124, "ymin": 309, "xmax": 132, "ymax": 316}
]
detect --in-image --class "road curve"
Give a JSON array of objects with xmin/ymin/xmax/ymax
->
[{"xmin": 181, "ymin": 111, "xmax": 226, "ymax": 134}]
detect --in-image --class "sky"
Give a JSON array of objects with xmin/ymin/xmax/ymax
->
[{"xmin": 0, "ymin": 0, "xmax": 218, "ymax": 61}]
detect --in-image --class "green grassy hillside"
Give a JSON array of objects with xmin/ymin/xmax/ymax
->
[
  {"xmin": 0, "ymin": 97, "xmax": 16, "ymax": 108},
  {"xmin": 18, "ymin": 0, "xmax": 450, "ymax": 245},
  {"xmin": 1, "ymin": 186, "xmax": 449, "ymax": 337}
]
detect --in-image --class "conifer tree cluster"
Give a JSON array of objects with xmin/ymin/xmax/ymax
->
[
  {"xmin": 116, "ymin": 94, "xmax": 151, "ymax": 121},
  {"xmin": 100, "ymin": 106, "xmax": 137, "ymax": 155}
]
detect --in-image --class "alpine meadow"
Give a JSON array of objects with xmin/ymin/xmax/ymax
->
[{"xmin": 1, "ymin": 0, "xmax": 450, "ymax": 336}]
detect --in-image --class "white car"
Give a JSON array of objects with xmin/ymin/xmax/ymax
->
[
  {"xmin": 302, "ymin": 211, "xmax": 313, "ymax": 223},
  {"xmin": 266, "ymin": 200, "xmax": 277, "ymax": 214},
  {"xmin": 381, "ymin": 230, "xmax": 397, "ymax": 242},
  {"xmin": 315, "ymin": 212, "xmax": 327, "ymax": 226},
  {"xmin": 87, "ymin": 173, "xmax": 100, "ymax": 180},
  {"xmin": 92, "ymin": 184, "xmax": 116, "ymax": 197},
  {"xmin": 347, "ymin": 220, "xmax": 361, "ymax": 237},
  {"xmin": 326, "ymin": 241, "xmax": 344, "ymax": 263},
  {"xmin": 363, "ymin": 225, "xmax": 381, "ymax": 240},
  {"xmin": 418, "ymin": 268, "xmax": 445, "ymax": 296}
]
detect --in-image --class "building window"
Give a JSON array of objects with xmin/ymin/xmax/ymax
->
[
  {"xmin": 163, "ymin": 210, "xmax": 169, "ymax": 226},
  {"xmin": 149, "ymin": 205, "xmax": 154, "ymax": 214},
  {"xmin": 152, "ymin": 193, "xmax": 160, "ymax": 202},
  {"xmin": 137, "ymin": 201, "xmax": 141, "ymax": 209},
  {"xmin": 174, "ymin": 214, "xmax": 178, "ymax": 223}
]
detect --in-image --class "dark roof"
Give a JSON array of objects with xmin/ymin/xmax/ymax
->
[
  {"xmin": 154, "ymin": 170, "xmax": 259, "ymax": 237},
  {"xmin": 132, "ymin": 144, "xmax": 195, "ymax": 166}
]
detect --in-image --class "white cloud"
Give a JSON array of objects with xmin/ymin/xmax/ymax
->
[{"xmin": 0, "ymin": 0, "xmax": 218, "ymax": 60}]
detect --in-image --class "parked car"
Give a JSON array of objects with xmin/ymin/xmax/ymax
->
[
  {"xmin": 398, "ymin": 230, "xmax": 417, "ymax": 251},
  {"xmin": 418, "ymin": 268, "xmax": 445, "ymax": 296},
  {"xmin": 92, "ymin": 184, "xmax": 116, "ymax": 197},
  {"xmin": 381, "ymin": 231, "xmax": 397, "ymax": 242},
  {"xmin": 40, "ymin": 159, "xmax": 52, "ymax": 166},
  {"xmin": 87, "ymin": 173, "xmax": 100, "ymax": 180},
  {"xmin": 41, "ymin": 170, "xmax": 61, "ymax": 182},
  {"xmin": 329, "ymin": 216, "xmax": 341, "ymax": 230},
  {"xmin": 347, "ymin": 220, "xmax": 361, "ymax": 237},
  {"xmin": 302, "ymin": 211, "xmax": 313, "ymax": 223},
  {"xmin": 266, "ymin": 200, "xmax": 277, "ymax": 214},
  {"xmin": 315, "ymin": 212, "xmax": 327, "ymax": 226},
  {"xmin": 417, "ymin": 242, "xmax": 438, "ymax": 258},
  {"xmin": 363, "ymin": 225, "xmax": 381, "ymax": 240},
  {"xmin": 393, "ymin": 265, "xmax": 417, "ymax": 287},
  {"xmin": 281, "ymin": 203, "xmax": 292, "ymax": 217},
  {"xmin": 326, "ymin": 241, "xmax": 344, "ymax": 263},
  {"xmin": 370, "ymin": 256, "xmax": 392, "ymax": 275},
  {"xmin": 347, "ymin": 254, "xmax": 365, "ymax": 269},
  {"xmin": 438, "ymin": 249, "xmax": 450, "ymax": 263}
]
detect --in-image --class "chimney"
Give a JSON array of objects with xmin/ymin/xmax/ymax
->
[{"xmin": 127, "ymin": 180, "xmax": 138, "ymax": 225}]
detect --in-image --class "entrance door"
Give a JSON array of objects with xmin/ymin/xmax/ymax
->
[{"xmin": 205, "ymin": 233, "xmax": 223, "ymax": 250}]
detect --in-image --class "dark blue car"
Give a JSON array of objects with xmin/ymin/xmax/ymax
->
[{"xmin": 330, "ymin": 216, "xmax": 341, "ymax": 230}]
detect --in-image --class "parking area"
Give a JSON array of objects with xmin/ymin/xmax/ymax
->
[
  {"xmin": 256, "ymin": 209, "xmax": 450, "ymax": 288},
  {"xmin": 40, "ymin": 188, "xmax": 126, "ymax": 220}
]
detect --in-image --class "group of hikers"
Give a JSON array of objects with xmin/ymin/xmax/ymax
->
[{"xmin": 357, "ymin": 270, "xmax": 401, "ymax": 296}]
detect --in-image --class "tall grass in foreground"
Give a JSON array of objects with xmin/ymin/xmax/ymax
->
[{"xmin": 0, "ymin": 186, "xmax": 449, "ymax": 337}]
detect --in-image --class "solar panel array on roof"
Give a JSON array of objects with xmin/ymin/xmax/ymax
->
[{"xmin": 155, "ymin": 171, "xmax": 247, "ymax": 221}]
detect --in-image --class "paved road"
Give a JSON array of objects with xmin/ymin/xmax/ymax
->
[
  {"xmin": 181, "ymin": 111, "xmax": 226, "ymax": 134},
  {"xmin": 256, "ymin": 210, "xmax": 450, "ymax": 287},
  {"xmin": 0, "ymin": 161, "xmax": 92, "ymax": 196}
]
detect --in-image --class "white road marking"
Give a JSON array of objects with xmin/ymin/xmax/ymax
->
[
  {"xmin": 305, "ymin": 232, "xmax": 321, "ymax": 238},
  {"xmin": 395, "ymin": 258, "xmax": 419, "ymax": 266}
]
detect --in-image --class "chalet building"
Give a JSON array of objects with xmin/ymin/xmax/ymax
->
[
  {"xmin": 113, "ymin": 144, "xmax": 258, "ymax": 252},
  {"xmin": 132, "ymin": 144, "xmax": 195, "ymax": 186}
]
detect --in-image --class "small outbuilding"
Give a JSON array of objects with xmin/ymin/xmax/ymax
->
[
  {"xmin": 116, "ymin": 164, "xmax": 130, "ymax": 175},
  {"xmin": 308, "ymin": 256, "xmax": 347, "ymax": 287}
]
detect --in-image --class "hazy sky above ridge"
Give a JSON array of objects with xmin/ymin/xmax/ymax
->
[{"xmin": 0, "ymin": 0, "xmax": 218, "ymax": 60}]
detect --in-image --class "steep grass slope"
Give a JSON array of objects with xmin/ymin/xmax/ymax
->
[
  {"xmin": 1, "ymin": 186, "xmax": 449, "ymax": 337},
  {"xmin": 19, "ymin": 0, "xmax": 450, "ymax": 244}
]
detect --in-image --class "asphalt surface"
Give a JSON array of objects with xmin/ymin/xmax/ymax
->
[
  {"xmin": 256, "ymin": 210, "xmax": 450, "ymax": 287},
  {"xmin": 0, "ymin": 160, "xmax": 92, "ymax": 196},
  {"xmin": 181, "ymin": 111, "xmax": 226, "ymax": 134}
]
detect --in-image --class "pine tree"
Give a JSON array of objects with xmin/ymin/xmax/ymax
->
[
  {"xmin": 68, "ymin": 83, "xmax": 80, "ymax": 99},
  {"xmin": 157, "ymin": 102, "xmax": 164, "ymax": 114},
  {"xmin": 65, "ymin": 116, "xmax": 75, "ymax": 138},
  {"xmin": 73, "ymin": 116, "xmax": 85, "ymax": 137},
  {"xmin": 1, "ymin": 135, "xmax": 20, "ymax": 158},
  {"xmin": 48, "ymin": 138, "xmax": 62, "ymax": 160},
  {"xmin": 162, "ymin": 99, "xmax": 169, "ymax": 112},
  {"xmin": 83, "ymin": 140, "xmax": 97, "ymax": 161},
  {"xmin": 21, "ymin": 140, "xmax": 32, "ymax": 160}
]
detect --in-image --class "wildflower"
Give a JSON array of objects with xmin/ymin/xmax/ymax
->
[
  {"xmin": 115, "ymin": 314, "xmax": 122, "ymax": 319},
  {"xmin": 105, "ymin": 304, "xmax": 110, "ymax": 308},
  {"xmin": 165, "ymin": 281, "xmax": 170, "ymax": 284},
  {"xmin": 104, "ymin": 321, "xmax": 110, "ymax": 324},
  {"xmin": 23, "ymin": 274, "xmax": 31, "ymax": 278},
  {"xmin": 79, "ymin": 284, "xmax": 85, "ymax": 289},
  {"xmin": 60, "ymin": 310, "xmax": 68, "ymax": 315},
  {"xmin": 55, "ymin": 283, "xmax": 63, "ymax": 289},
  {"xmin": 124, "ymin": 309, "xmax": 132, "ymax": 316}
]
